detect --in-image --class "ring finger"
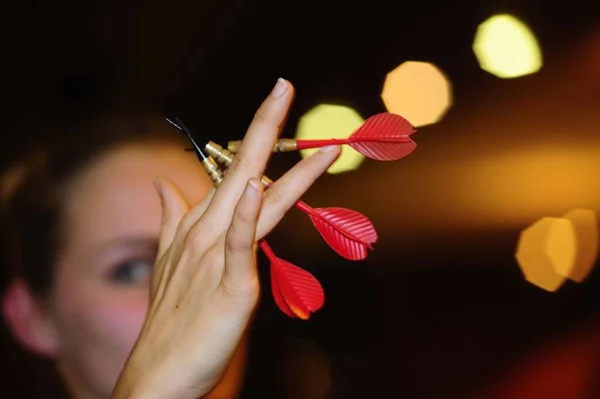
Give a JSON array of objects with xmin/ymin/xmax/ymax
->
[{"xmin": 254, "ymin": 144, "xmax": 341, "ymax": 240}]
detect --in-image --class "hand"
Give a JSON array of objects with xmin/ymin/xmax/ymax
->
[{"xmin": 111, "ymin": 78, "xmax": 341, "ymax": 399}]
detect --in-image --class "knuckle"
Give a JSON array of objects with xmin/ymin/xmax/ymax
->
[
  {"xmin": 301, "ymin": 154, "xmax": 329, "ymax": 176},
  {"xmin": 185, "ymin": 222, "xmax": 211, "ymax": 254},
  {"xmin": 228, "ymin": 153, "xmax": 251, "ymax": 174},
  {"xmin": 187, "ymin": 223, "xmax": 203, "ymax": 242},
  {"xmin": 225, "ymin": 229, "xmax": 252, "ymax": 254},
  {"xmin": 253, "ymin": 106, "xmax": 270, "ymax": 124},
  {"xmin": 178, "ymin": 210, "xmax": 198, "ymax": 233},
  {"xmin": 220, "ymin": 279, "xmax": 260, "ymax": 306},
  {"xmin": 234, "ymin": 203, "xmax": 257, "ymax": 224},
  {"xmin": 253, "ymin": 106, "xmax": 283, "ymax": 130}
]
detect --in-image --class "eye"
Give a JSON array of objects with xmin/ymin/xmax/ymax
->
[{"xmin": 109, "ymin": 258, "xmax": 153, "ymax": 285}]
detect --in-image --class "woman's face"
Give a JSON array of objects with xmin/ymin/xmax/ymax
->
[{"xmin": 43, "ymin": 142, "xmax": 245, "ymax": 398}]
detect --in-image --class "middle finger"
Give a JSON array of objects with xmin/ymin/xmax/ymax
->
[{"xmin": 203, "ymin": 78, "xmax": 294, "ymax": 226}]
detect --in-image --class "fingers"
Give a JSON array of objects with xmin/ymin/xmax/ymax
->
[
  {"xmin": 255, "ymin": 145, "xmax": 341, "ymax": 239},
  {"xmin": 204, "ymin": 78, "xmax": 295, "ymax": 225},
  {"xmin": 220, "ymin": 178, "xmax": 263, "ymax": 302}
]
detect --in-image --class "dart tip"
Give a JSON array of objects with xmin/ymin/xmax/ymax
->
[
  {"xmin": 165, "ymin": 117, "xmax": 182, "ymax": 130},
  {"xmin": 164, "ymin": 117, "xmax": 210, "ymax": 161}
]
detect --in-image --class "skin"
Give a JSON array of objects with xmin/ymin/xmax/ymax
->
[
  {"xmin": 4, "ymin": 79, "xmax": 342, "ymax": 399},
  {"xmin": 55, "ymin": 142, "xmax": 248, "ymax": 398},
  {"xmin": 4, "ymin": 141, "xmax": 248, "ymax": 399}
]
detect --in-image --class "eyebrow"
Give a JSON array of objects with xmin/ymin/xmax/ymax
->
[{"xmin": 93, "ymin": 236, "xmax": 159, "ymax": 255}]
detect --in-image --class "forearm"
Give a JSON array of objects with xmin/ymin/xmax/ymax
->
[{"xmin": 112, "ymin": 374, "xmax": 210, "ymax": 399}]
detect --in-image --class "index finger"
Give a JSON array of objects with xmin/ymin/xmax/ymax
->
[{"xmin": 203, "ymin": 78, "xmax": 294, "ymax": 224}]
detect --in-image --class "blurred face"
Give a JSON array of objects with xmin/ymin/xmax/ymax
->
[{"xmin": 42, "ymin": 142, "xmax": 244, "ymax": 398}]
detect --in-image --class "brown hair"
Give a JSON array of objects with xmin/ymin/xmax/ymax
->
[{"xmin": 0, "ymin": 113, "xmax": 189, "ymax": 297}]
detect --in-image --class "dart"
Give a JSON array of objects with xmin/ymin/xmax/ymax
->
[
  {"xmin": 166, "ymin": 117, "xmax": 377, "ymax": 260},
  {"xmin": 166, "ymin": 117, "xmax": 325, "ymax": 320},
  {"xmin": 226, "ymin": 112, "xmax": 417, "ymax": 161},
  {"xmin": 204, "ymin": 140, "xmax": 377, "ymax": 261}
]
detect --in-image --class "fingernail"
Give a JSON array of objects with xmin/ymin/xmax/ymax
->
[
  {"xmin": 271, "ymin": 78, "xmax": 287, "ymax": 98},
  {"xmin": 320, "ymin": 145, "xmax": 338, "ymax": 152},
  {"xmin": 246, "ymin": 178, "xmax": 261, "ymax": 193}
]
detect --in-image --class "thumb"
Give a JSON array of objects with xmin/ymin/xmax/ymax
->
[
  {"xmin": 151, "ymin": 177, "xmax": 190, "ymax": 298},
  {"xmin": 154, "ymin": 177, "xmax": 191, "ymax": 258}
]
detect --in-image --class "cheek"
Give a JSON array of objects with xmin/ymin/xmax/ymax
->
[
  {"xmin": 84, "ymin": 289, "xmax": 148, "ymax": 346},
  {"xmin": 56, "ymin": 282, "xmax": 148, "ymax": 351},
  {"xmin": 52, "ymin": 279, "xmax": 150, "ymax": 389}
]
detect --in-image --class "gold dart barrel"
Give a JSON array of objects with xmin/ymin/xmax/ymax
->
[
  {"xmin": 206, "ymin": 141, "xmax": 272, "ymax": 186},
  {"xmin": 227, "ymin": 138, "xmax": 298, "ymax": 154},
  {"xmin": 226, "ymin": 140, "xmax": 242, "ymax": 153},
  {"xmin": 206, "ymin": 141, "xmax": 234, "ymax": 166},
  {"xmin": 201, "ymin": 157, "xmax": 224, "ymax": 186}
]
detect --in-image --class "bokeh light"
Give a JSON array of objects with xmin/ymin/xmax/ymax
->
[
  {"xmin": 295, "ymin": 104, "xmax": 365, "ymax": 174},
  {"xmin": 561, "ymin": 209, "xmax": 599, "ymax": 282},
  {"xmin": 381, "ymin": 61, "xmax": 452, "ymax": 127},
  {"xmin": 473, "ymin": 14, "xmax": 543, "ymax": 78},
  {"xmin": 464, "ymin": 146, "xmax": 599, "ymax": 228},
  {"xmin": 515, "ymin": 217, "xmax": 575, "ymax": 292}
]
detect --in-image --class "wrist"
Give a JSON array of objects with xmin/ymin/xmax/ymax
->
[{"xmin": 112, "ymin": 354, "xmax": 210, "ymax": 399}]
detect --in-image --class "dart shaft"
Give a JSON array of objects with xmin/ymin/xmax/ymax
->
[
  {"xmin": 294, "ymin": 139, "xmax": 349, "ymax": 150},
  {"xmin": 295, "ymin": 137, "xmax": 415, "ymax": 149},
  {"xmin": 293, "ymin": 200, "xmax": 312, "ymax": 214},
  {"xmin": 227, "ymin": 138, "xmax": 353, "ymax": 153},
  {"xmin": 259, "ymin": 240, "xmax": 276, "ymax": 260},
  {"xmin": 227, "ymin": 136, "xmax": 414, "ymax": 154}
]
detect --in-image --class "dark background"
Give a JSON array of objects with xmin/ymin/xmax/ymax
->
[{"xmin": 1, "ymin": 1, "xmax": 600, "ymax": 398}]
